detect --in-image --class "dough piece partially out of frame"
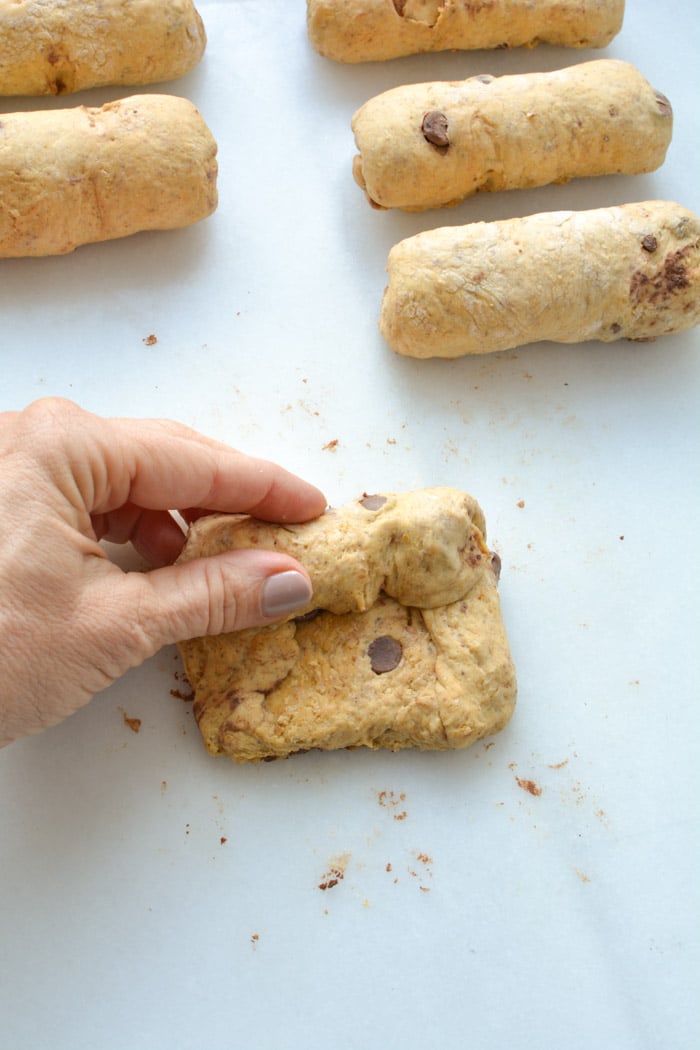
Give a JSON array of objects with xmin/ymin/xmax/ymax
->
[
  {"xmin": 177, "ymin": 489, "xmax": 517, "ymax": 762},
  {"xmin": 352, "ymin": 61, "xmax": 672, "ymax": 212},
  {"xmin": 307, "ymin": 0, "xmax": 624, "ymax": 63},
  {"xmin": 0, "ymin": 0, "xmax": 206, "ymax": 96},
  {"xmin": 379, "ymin": 201, "xmax": 700, "ymax": 357},
  {"xmin": 0, "ymin": 94, "xmax": 217, "ymax": 257}
]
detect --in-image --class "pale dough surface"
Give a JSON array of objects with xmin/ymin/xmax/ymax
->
[
  {"xmin": 0, "ymin": 94, "xmax": 218, "ymax": 257},
  {"xmin": 0, "ymin": 0, "xmax": 206, "ymax": 95},
  {"xmin": 177, "ymin": 489, "xmax": 517, "ymax": 762},
  {"xmin": 352, "ymin": 60, "xmax": 672, "ymax": 212},
  {"xmin": 307, "ymin": 0, "xmax": 624, "ymax": 62},
  {"xmin": 380, "ymin": 201, "xmax": 700, "ymax": 357}
]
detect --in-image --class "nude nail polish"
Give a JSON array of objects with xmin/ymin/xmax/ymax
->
[{"xmin": 261, "ymin": 571, "xmax": 312, "ymax": 618}]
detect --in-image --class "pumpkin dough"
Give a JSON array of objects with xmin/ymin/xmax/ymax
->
[
  {"xmin": 307, "ymin": 0, "xmax": 624, "ymax": 63},
  {"xmin": 352, "ymin": 60, "xmax": 672, "ymax": 212},
  {"xmin": 177, "ymin": 489, "xmax": 517, "ymax": 762},
  {"xmin": 0, "ymin": 94, "xmax": 217, "ymax": 257},
  {"xmin": 380, "ymin": 201, "xmax": 700, "ymax": 357},
  {"xmin": 0, "ymin": 0, "xmax": 206, "ymax": 95}
]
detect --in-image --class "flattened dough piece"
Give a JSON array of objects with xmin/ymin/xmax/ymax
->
[
  {"xmin": 0, "ymin": 94, "xmax": 217, "ymax": 257},
  {"xmin": 0, "ymin": 0, "xmax": 206, "ymax": 96},
  {"xmin": 177, "ymin": 489, "xmax": 517, "ymax": 762},
  {"xmin": 352, "ymin": 61, "xmax": 672, "ymax": 212},
  {"xmin": 307, "ymin": 0, "xmax": 624, "ymax": 62},
  {"xmin": 380, "ymin": 201, "xmax": 700, "ymax": 357}
]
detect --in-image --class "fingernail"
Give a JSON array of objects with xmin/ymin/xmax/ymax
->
[{"xmin": 261, "ymin": 571, "xmax": 313, "ymax": 619}]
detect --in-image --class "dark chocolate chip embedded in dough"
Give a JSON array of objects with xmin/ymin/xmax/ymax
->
[
  {"xmin": 368, "ymin": 636, "xmax": 403, "ymax": 674},
  {"xmin": 490, "ymin": 551, "xmax": 502, "ymax": 581},
  {"xmin": 422, "ymin": 111, "xmax": 449, "ymax": 148},
  {"xmin": 641, "ymin": 234, "xmax": 658, "ymax": 253},
  {"xmin": 360, "ymin": 493, "xmax": 387, "ymax": 511}
]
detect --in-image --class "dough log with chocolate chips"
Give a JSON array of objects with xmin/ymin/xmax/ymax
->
[
  {"xmin": 352, "ymin": 60, "xmax": 672, "ymax": 212},
  {"xmin": 0, "ymin": 0, "xmax": 206, "ymax": 96},
  {"xmin": 307, "ymin": 0, "xmax": 624, "ymax": 63},
  {"xmin": 177, "ymin": 489, "xmax": 517, "ymax": 762},
  {"xmin": 0, "ymin": 94, "xmax": 217, "ymax": 257},
  {"xmin": 379, "ymin": 201, "xmax": 700, "ymax": 357}
]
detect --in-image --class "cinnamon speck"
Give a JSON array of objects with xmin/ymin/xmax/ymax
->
[
  {"xmin": 516, "ymin": 500, "xmax": 526, "ymax": 508},
  {"xmin": 220, "ymin": 837, "xmax": 228, "ymax": 845},
  {"xmin": 322, "ymin": 439, "xmax": 339, "ymax": 452}
]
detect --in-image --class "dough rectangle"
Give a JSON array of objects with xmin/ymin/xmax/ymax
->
[{"xmin": 177, "ymin": 489, "xmax": 517, "ymax": 763}]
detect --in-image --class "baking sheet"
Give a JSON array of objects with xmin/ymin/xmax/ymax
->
[{"xmin": 1, "ymin": 3, "xmax": 698, "ymax": 1048}]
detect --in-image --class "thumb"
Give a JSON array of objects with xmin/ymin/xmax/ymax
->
[{"xmin": 114, "ymin": 549, "xmax": 314, "ymax": 661}]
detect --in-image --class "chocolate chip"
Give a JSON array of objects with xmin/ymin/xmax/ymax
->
[
  {"xmin": 490, "ymin": 551, "xmax": 502, "ymax": 580},
  {"xmin": 368, "ymin": 636, "xmax": 403, "ymax": 674},
  {"xmin": 655, "ymin": 92, "xmax": 672, "ymax": 117},
  {"xmin": 360, "ymin": 493, "xmax": 387, "ymax": 511},
  {"xmin": 422, "ymin": 111, "xmax": 449, "ymax": 148},
  {"xmin": 641, "ymin": 234, "xmax": 658, "ymax": 253}
]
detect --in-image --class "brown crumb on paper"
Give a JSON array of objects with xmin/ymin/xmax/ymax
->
[
  {"xmin": 120, "ymin": 708, "xmax": 142, "ymax": 733},
  {"xmin": 143, "ymin": 333, "xmax": 158, "ymax": 346},
  {"xmin": 377, "ymin": 789, "xmax": 408, "ymax": 821},
  {"xmin": 322, "ymin": 438, "xmax": 339, "ymax": 452},
  {"xmin": 170, "ymin": 687, "xmax": 195, "ymax": 702},
  {"xmin": 318, "ymin": 852, "xmax": 350, "ymax": 892},
  {"xmin": 515, "ymin": 775, "xmax": 542, "ymax": 797}
]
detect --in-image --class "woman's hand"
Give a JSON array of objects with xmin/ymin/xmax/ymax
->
[{"xmin": 0, "ymin": 398, "xmax": 326, "ymax": 747}]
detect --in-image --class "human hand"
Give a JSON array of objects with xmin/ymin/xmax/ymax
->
[{"xmin": 0, "ymin": 398, "xmax": 326, "ymax": 747}]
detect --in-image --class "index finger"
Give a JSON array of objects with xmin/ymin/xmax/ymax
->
[
  {"xmin": 24, "ymin": 400, "xmax": 327, "ymax": 523},
  {"xmin": 103, "ymin": 416, "xmax": 328, "ymax": 523}
]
